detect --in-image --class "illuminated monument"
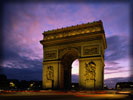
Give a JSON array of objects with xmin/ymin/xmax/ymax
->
[{"xmin": 40, "ymin": 20, "xmax": 107, "ymax": 90}]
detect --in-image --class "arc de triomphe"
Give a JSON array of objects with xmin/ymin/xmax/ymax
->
[{"xmin": 40, "ymin": 20, "xmax": 107, "ymax": 90}]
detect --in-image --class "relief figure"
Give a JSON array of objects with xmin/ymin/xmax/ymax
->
[
  {"xmin": 46, "ymin": 66, "xmax": 54, "ymax": 80},
  {"xmin": 84, "ymin": 61, "xmax": 96, "ymax": 81}
]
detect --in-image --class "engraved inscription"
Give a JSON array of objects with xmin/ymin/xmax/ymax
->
[
  {"xmin": 44, "ymin": 50, "xmax": 57, "ymax": 59},
  {"xmin": 83, "ymin": 45, "xmax": 99, "ymax": 55}
]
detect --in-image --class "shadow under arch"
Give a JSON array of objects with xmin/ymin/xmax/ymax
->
[{"xmin": 61, "ymin": 49, "xmax": 79, "ymax": 90}]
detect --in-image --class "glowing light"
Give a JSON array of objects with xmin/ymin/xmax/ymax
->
[{"xmin": 9, "ymin": 82, "xmax": 15, "ymax": 87}]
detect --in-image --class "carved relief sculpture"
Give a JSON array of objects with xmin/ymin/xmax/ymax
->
[
  {"xmin": 84, "ymin": 61, "xmax": 96, "ymax": 81},
  {"xmin": 83, "ymin": 45, "xmax": 99, "ymax": 56},
  {"xmin": 44, "ymin": 50, "xmax": 57, "ymax": 60},
  {"xmin": 46, "ymin": 66, "xmax": 54, "ymax": 80}
]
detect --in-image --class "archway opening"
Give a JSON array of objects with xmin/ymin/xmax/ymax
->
[
  {"xmin": 71, "ymin": 59, "xmax": 79, "ymax": 83},
  {"xmin": 61, "ymin": 50, "xmax": 78, "ymax": 90},
  {"xmin": 71, "ymin": 59, "xmax": 79, "ymax": 90}
]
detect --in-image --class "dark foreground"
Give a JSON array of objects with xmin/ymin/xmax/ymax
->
[{"xmin": 0, "ymin": 90, "xmax": 133, "ymax": 100}]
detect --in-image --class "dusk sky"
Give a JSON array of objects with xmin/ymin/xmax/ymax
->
[{"xmin": 0, "ymin": 1, "xmax": 131, "ymax": 88}]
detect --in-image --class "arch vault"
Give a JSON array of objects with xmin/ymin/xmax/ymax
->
[{"xmin": 40, "ymin": 20, "xmax": 107, "ymax": 90}]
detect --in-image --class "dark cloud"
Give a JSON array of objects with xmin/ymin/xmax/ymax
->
[
  {"xmin": 105, "ymin": 66, "xmax": 123, "ymax": 71},
  {"xmin": 3, "ymin": 45, "xmax": 20, "ymax": 61},
  {"xmin": 105, "ymin": 70, "xmax": 130, "ymax": 74},
  {"xmin": 2, "ymin": 43, "xmax": 42, "ymax": 68},
  {"xmin": 105, "ymin": 61, "xmax": 118, "ymax": 66},
  {"xmin": 104, "ymin": 62, "xmax": 123, "ymax": 72},
  {"xmin": 1, "ymin": 55, "xmax": 42, "ymax": 80},
  {"xmin": 1, "ymin": 67, "xmax": 42, "ymax": 81},
  {"xmin": 105, "ymin": 35, "xmax": 129, "ymax": 61},
  {"xmin": 1, "ymin": 41, "xmax": 42, "ymax": 80}
]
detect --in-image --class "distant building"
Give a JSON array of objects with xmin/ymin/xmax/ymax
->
[
  {"xmin": 0, "ymin": 74, "xmax": 42, "ymax": 90},
  {"xmin": 115, "ymin": 82, "xmax": 133, "ymax": 90}
]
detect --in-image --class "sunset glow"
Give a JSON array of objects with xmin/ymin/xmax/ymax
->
[{"xmin": 1, "ymin": 1, "xmax": 131, "ymax": 87}]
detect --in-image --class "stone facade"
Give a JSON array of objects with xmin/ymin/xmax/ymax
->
[{"xmin": 40, "ymin": 20, "xmax": 107, "ymax": 90}]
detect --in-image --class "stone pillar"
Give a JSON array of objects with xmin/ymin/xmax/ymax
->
[
  {"xmin": 79, "ymin": 57, "xmax": 104, "ymax": 89},
  {"xmin": 58, "ymin": 61, "xmax": 64, "ymax": 89},
  {"xmin": 42, "ymin": 61, "xmax": 60, "ymax": 89}
]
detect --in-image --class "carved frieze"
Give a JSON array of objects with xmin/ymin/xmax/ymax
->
[
  {"xmin": 83, "ymin": 45, "xmax": 99, "ymax": 56},
  {"xmin": 44, "ymin": 50, "xmax": 57, "ymax": 60},
  {"xmin": 43, "ymin": 26, "xmax": 102, "ymax": 41}
]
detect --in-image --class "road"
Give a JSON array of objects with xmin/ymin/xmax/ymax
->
[{"xmin": 0, "ymin": 90, "xmax": 132, "ymax": 100}]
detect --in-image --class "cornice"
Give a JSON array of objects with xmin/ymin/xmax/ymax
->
[
  {"xmin": 40, "ymin": 20, "xmax": 107, "ymax": 49},
  {"xmin": 42, "ymin": 20, "xmax": 103, "ymax": 35}
]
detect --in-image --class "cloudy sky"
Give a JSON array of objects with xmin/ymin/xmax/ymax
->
[{"xmin": 0, "ymin": 1, "xmax": 131, "ymax": 88}]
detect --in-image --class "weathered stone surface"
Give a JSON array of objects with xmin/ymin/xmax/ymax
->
[
  {"xmin": 83, "ymin": 45, "xmax": 99, "ymax": 56},
  {"xmin": 44, "ymin": 50, "xmax": 57, "ymax": 60},
  {"xmin": 40, "ymin": 20, "xmax": 107, "ymax": 90}
]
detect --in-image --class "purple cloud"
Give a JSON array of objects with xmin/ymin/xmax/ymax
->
[{"xmin": 0, "ymin": 2, "xmax": 130, "ymax": 89}]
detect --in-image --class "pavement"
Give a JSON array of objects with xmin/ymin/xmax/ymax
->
[{"xmin": 0, "ymin": 90, "xmax": 133, "ymax": 100}]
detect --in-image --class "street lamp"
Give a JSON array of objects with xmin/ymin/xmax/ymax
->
[{"xmin": 9, "ymin": 82, "xmax": 15, "ymax": 89}]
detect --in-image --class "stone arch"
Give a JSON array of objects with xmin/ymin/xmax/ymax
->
[
  {"xmin": 58, "ymin": 47, "xmax": 80, "ymax": 60},
  {"xmin": 40, "ymin": 20, "xmax": 107, "ymax": 90},
  {"xmin": 60, "ymin": 49, "xmax": 79, "ymax": 90}
]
